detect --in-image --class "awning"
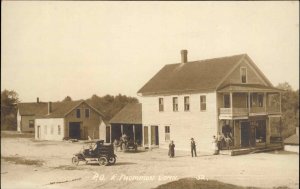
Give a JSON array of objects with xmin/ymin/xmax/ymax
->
[{"xmin": 217, "ymin": 84, "xmax": 284, "ymax": 93}]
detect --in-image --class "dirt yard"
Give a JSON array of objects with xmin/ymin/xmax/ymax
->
[{"xmin": 1, "ymin": 132, "xmax": 299, "ymax": 189}]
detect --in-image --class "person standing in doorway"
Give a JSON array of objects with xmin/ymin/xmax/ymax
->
[
  {"xmin": 168, "ymin": 141, "xmax": 175, "ymax": 158},
  {"xmin": 191, "ymin": 138, "xmax": 197, "ymax": 157}
]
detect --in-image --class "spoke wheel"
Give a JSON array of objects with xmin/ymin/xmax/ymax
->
[
  {"xmin": 98, "ymin": 157, "xmax": 108, "ymax": 166},
  {"xmin": 72, "ymin": 156, "xmax": 79, "ymax": 166},
  {"xmin": 108, "ymin": 157, "xmax": 116, "ymax": 165}
]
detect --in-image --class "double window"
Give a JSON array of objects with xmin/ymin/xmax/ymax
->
[
  {"xmin": 76, "ymin": 109, "xmax": 81, "ymax": 118},
  {"xmin": 173, "ymin": 97, "xmax": 178, "ymax": 112},
  {"xmin": 240, "ymin": 67, "xmax": 247, "ymax": 83},
  {"xmin": 29, "ymin": 120, "xmax": 34, "ymax": 128},
  {"xmin": 165, "ymin": 126, "xmax": 170, "ymax": 141},
  {"xmin": 51, "ymin": 125, "xmax": 54, "ymax": 134},
  {"xmin": 159, "ymin": 98, "xmax": 164, "ymax": 112},
  {"xmin": 85, "ymin": 108, "xmax": 90, "ymax": 118},
  {"xmin": 58, "ymin": 125, "xmax": 61, "ymax": 135},
  {"xmin": 184, "ymin": 96, "xmax": 190, "ymax": 111},
  {"xmin": 200, "ymin": 95, "xmax": 206, "ymax": 111}
]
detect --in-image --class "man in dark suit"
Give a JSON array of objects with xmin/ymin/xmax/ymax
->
[{"xmin": 191, "ymin": 138, "xmax": 197, "ymax": 157}]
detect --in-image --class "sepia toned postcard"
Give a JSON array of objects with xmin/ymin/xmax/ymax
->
[{"xmin": 1, "ymin": 1, "xmax": 299, "ymax": 189}]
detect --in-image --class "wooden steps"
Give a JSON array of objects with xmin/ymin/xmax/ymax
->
[{"xmin": 230, "ymin": 143, "xmax": 283, "ymax": 156}]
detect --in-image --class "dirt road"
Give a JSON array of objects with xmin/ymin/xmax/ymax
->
[{"xmin": 1, "ymin": 136, "xmax": 299, "ymax": 189}]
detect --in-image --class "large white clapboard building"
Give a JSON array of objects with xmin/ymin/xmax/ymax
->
[{"xmin": 137, "ymin": 50, "xmax": 283, "ymax": 152}]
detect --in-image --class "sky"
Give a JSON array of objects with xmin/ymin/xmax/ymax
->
[{"xmin": 1, "ymin": 1, "xmax": 299, "ymax": 102}]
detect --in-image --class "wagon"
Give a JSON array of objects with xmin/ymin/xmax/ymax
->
[{"xmin": 72, "ymin": 140, "xmax": 116, "ymax": 166}]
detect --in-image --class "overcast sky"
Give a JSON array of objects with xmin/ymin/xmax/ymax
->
[{"xmin": 2, "ymin": 1, "xmax": 299, "ymax": 102}]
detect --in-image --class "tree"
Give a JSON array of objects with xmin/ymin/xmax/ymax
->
[
  {"xmin": 276, "ymin": 83, "xmax": 299, "ymax": 138},
  {"xmin": 87, "ymin": 94, "xmax": 139, "ymax": 121},
  {"xmin": 1, "ymin": 90, "xmax": 19, "ymax": 130},
  {"xmin": 62, "ymin": 96, "xmax": 72, "ymax": 102}
]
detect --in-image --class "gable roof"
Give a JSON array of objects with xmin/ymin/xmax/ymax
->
[
  {"xmin": 109, "ymin": 103, "xmax": 142, "ymax": 124},
  {"xmin": 138, "ymin": 54, "xmax": 246, "ymax": 95},
  {"xmin": 18, "ymin": 100, "xmax": 104, "ymax": 118},
  {"xmin": 18, "ymin": 102, "xmax": 48, "ymax": 116}
]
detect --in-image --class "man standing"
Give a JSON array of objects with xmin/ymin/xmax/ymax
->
[
  {"xmin": 168, "ymin": 141, "xmax": 175, "ymax": 158},
  {"xmin": 191, "ymin": 138, "xmax": 197, "ymax": 157}
]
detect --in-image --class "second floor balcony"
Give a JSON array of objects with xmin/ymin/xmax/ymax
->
[{"xmin": 218, "ymin": 84, "xmax": 282, "ymax": 119}]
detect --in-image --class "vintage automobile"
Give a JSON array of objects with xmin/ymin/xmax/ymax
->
[
  {"xmin": 119, "ymin": 136, "xmax": 138, "ymax": 152},
  {"xmin": 72, "ymin": 140, "xmax": 116, "ymax": 166}
]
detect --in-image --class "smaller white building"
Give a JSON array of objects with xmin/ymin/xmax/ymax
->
[
  {"xmin": 284, "ymin": 127, "xmax": 299, "ymax": 153},
  {"xmin": 33, "ymin": 100, "xmax": 106, "ymax": 141}
]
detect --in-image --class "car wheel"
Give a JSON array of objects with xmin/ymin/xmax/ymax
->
[
  {"xmin": 108, "ymin": 157, "xmax": 116, "ymax": 165},
  {"xmin": 98, "ymin": 157, "xmax": 108, "ymax": 166},
  {"xmin": 72, "ymin": 156, "xmax": 79, "ymax": 166}
]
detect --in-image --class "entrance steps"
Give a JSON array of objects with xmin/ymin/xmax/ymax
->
[{"xmin": 229, "ymin": 143, "xmax": 283, "ymax": 156}]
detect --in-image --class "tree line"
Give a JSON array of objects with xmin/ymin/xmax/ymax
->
[
  {"xmin": 1, "ymin": 82, "xmax": 299, "ymax": 139},
  {"xmin": 1, "ymin": 91, "xmax": 138, "ymax": 130}
]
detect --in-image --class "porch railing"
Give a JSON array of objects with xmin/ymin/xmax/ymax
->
[
  {"xmin": 220, "ymin": 106, "xmax": 281, "ymax": 116},
  {"xmin": 220, "ymin": 108, "xmax": 248, "ymax": 116},
  {"xmin": 249, "ymin": 107, "xmax": 265, "ymax": 114}
]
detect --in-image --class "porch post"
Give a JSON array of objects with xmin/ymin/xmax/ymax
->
[
  {"xmin": 121, "ymin": 124, "xmax": 123, "ymax": 135},
  {"xmin": 248, "ymin": 92, "xmax": 251, "ymax": 113},
  {"xmin": 110, "ymin": 125, "xmax": 112, "ymax": 143},
  {"xmin": 142, "ymin": 125, "xmax": 144, "ymax": 147},
  {"xmin": 148, "ymin": 126, "xmax": 152, "ymax": 150},
  {"xmin": 279, "ymin": 92, "xmax": 282, "ymax": 113},
  {"xmin": 230, "ymin": 92, "xmax": 233, "ymax": 114},
  {"xmin": 133, "ymin": 124, "xmax": 136, "ymax": 142},
  {"xmin": 264, "ymin": 92, "xmax": 267, "ymax": 113}
]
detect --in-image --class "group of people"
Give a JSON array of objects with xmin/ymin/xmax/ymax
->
[
  {"xmin": 168, "ymin": 133, "xmax": 232, "ymax": 158},
  {"xmin": 168, "ymin": 137, "xmax": 197, "ymax": 158}
]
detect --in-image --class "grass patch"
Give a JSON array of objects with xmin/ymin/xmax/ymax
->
[
  {"xmin": 1, "ymin": 131, "xmax": 34, "ymax": 138},
  {"xmin": 52, "ymin": 165, "xmax": 86, "ymax": 170},
  {"xmin": 154, "ymin": 178, "xmax": 262, "ymax": 189},
  {"xmin": 2, "ymin": 156, "xmax": 44, "ymax": 167}
]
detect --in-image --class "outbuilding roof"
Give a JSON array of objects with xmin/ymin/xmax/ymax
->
[
  {"xmin": 138, "ymin": 54, "xmax": 246, "ymax": 95},
  {"xmin": 18, "ymin": 102, "xmax": 48, "ymax": 116},
  {"xmin": 109, "ymin": 103, "xmax": 142, "ymax": 124},
  {"xmin": 18, "ymin": 100, "xmax": 104, "ymax": 118},
  {"xmin": 284, "ymin": 134, "xmax": 299, "ymax": 145}
]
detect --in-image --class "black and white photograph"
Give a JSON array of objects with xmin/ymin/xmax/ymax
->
[{"xmin": 1, "ymin": 1, "xmax": 299, "ymax": 189}]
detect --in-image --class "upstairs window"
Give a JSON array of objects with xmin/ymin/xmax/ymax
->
[
  {"xmin": 85, "ymin": 108, "xmax": 90, "ymax": 118},
  {"xmin": 173, "ymin": 97, "xmax": 178, "ymax": 112},
  {"xmin": 165, "ymin": 126, "xmax": 170, "ymax": 141},
  {"xmin": 200, "ymin": 95, "xmax": 206, "ymax": 111},
  {"xmin": 29, "ymin": 120, "xmax": 34, "ymax": 128},
  {"xmin": 76, "ymin": 109, "xmax": 81, "ymax": 118},
  {"xmin": 184, "ymin": 96, "xmax": 190, "ymax": 111},
  {"xmin": 240, "ymin": 67, "xmax": 247, "ymax": 83},
  {"xmin": 44, "ymin": 125, "xmax": 47, "ymax": 134},
  {"xmin": 224, "ymin": 94, "xmax": 230, "ymax": 108},
  {"xmin": 159, "ymin": 98, "xmax": 164, "ymax": 112}
]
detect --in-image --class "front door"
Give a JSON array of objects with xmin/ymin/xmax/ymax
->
[
  {"xmin": 151, "ymin": 126, "xmax": 159, "ymax": 145},
  {"xmin": 37, "ymin": 126, "xmax": 41, "ymax": 139},
  {"xmin": 241, "ymin": 122, "xmax": 250, "ymax": 147},
  {"xmin": 69, "ymin": 122, "xmax": 81, "ymax": 139}
]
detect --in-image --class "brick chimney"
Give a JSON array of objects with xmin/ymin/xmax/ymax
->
[
  {"xmin": 37, "ymin": 97, "xmax": 39, "ymax": 103},
  {"xmin": 181, "ymin": 49, "xmax": 188, "ymax": 63},
  {"xmin": 48, "ymin": 102, "xmax": 52, "ymax": 114}
]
